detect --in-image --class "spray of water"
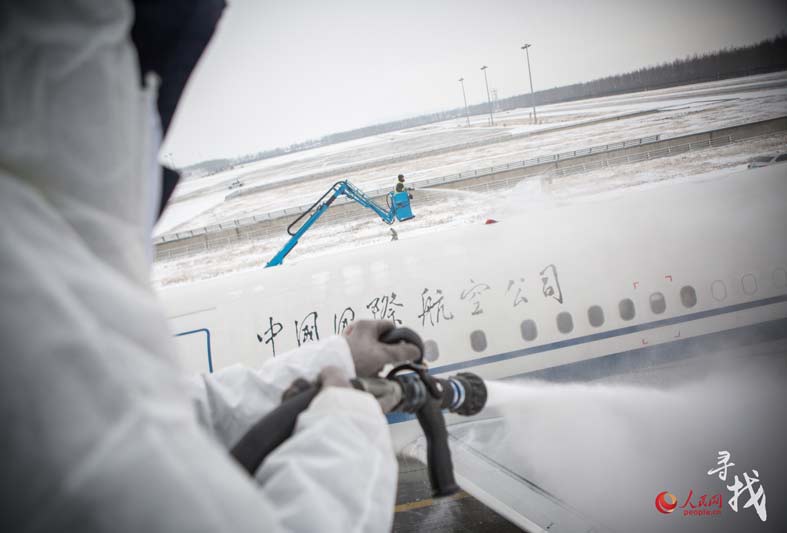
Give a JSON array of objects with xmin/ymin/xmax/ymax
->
[
  {"xmin": 493, "ymin": 176, "xmax": 556, "ymax": 218},
  {"xmin": 424, "ymin": 188, "xmax": 480, "ymax": 198},
  {"xmin": 456, "ymin": 351, "xmax": 787, "ymax": 533}
]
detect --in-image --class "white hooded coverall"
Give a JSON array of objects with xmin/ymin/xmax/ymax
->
[{"xmin": 0, "ymin": 1, "xmax": 397, "ymax": 531}]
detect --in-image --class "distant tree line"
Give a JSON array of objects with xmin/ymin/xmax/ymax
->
[
  {"xmin": 495, "ymin": 32, "xmax": 787, "ymax": 114},
  {"xmin": 183, "ymin": 33, "xmax": 786, "ymax": 177},
  {"xmin": 180, "ymin": 157, "xmax": 232, "ymax": 177}
]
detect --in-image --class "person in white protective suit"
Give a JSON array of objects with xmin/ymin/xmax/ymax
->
[{"xmin": 0, "ymin": 1, "xmax": 419, "ymax": 531}]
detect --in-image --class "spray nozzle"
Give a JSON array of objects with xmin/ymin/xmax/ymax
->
[
  {"xmin": 352, "ymin": 371, "xmax": 487, "ymax": 416},
  {"xmin": 231, "ymin": 327, "xmax": 487, "ymax": 498}
]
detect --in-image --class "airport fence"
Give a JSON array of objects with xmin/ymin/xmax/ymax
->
[
  {"xmin": 221, "ymin": 108, "xmax": 658, "ymax": 204},
  {"xmin": 548, "ymin": 131, "xmax": 773, "ymax": 178},
  {"xmin": 455, "ymin": 129, "xmax": 781, "ymax": 194},
  {"xmin": 155, "ymin": 115, "xmax": 786, "ymax": 260},
  {"xmin": 459, "ymin": 136, "xmax": 737, "ymax": 192},
  {"xmin": 155, "ymin": 134, "xmax": 660, "ymax": 245}
]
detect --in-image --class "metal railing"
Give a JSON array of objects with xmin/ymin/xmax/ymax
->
[
  {"xmin": 550, "ymin": 135, "xmax": 735, "ymax": 177},
  {"xmin": 155, "ymin": 133, "xmax": 660, "ymax": 244},
  {"xmin": 154, "ymin": 116, "xmax": 787, "ymax": 259},
  {"xmin": 157, "ymin": 134, "xmax": 727, "ymax": 260}
]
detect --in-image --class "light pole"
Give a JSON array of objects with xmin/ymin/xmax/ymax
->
[
  {"xmin": 458, "ymin": 77, "xmax": 470, "ymax": 126},
  {"xmin": 480, "ymin": 65, "xmax": 494, "ymax": 126},
  {"xmin": 520, "ymin": 43, "xmax": 537, "ymax": 123}
]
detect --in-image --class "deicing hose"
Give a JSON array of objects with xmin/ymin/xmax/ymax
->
[{"xmin": 230, "ymin": 327, "xmax": 487, "ymax": 498}]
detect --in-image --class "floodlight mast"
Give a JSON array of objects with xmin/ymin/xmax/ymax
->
[
  {"xmin": 480, "ymin": 66, "xmax": 494, "ymax": 126},
  {"xmin": 520, "ymin": 43, "xmax": 537, "ymax": 123},
  {"xmin": 458, "ymin": 77, "xmax": 470, "ymax": 126}
]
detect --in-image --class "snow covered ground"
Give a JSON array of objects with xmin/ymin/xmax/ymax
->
[
  {"xmin": 151, "ymin": 130, "xmax": 787, "ymax": 288},
  {"xmin": 156, "ymin": 72, "xmax": 787, "ymax": 238}
]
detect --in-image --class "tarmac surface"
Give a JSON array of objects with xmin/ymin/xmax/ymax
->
[{"xmin": 393, "ymin": 455, "xmax": 522, "ymax": 532}]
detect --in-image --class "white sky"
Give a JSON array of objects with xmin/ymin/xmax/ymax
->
[{"xmin": 161, "ymin": 0, "xmax": 787, "ymax": 166}]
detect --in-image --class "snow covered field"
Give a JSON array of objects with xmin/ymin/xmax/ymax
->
[
  {"xmin": 156, "ymin": 72, "xmax": 787, "ymax": 238},
  {"xmin": 151, "ymin": 72, "xmax": 787, "ymax": 287},
  {"xmin": 151, "ymin": 130, "xmax": 787, "ymax": 288}
]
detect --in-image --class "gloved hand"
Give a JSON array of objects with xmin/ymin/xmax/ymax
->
[
  {"xmin": 317, "ymin": 366, "xmax": 351, "ymax": 389},
  {"xmin": 281, "ymin": 366, "xmax": 350, "ymax": 401},
  {"xmin": 343, "ymin": 320, "xmax": 421, "ymax": 377}
]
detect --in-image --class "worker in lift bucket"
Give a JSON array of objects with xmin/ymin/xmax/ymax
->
[
  {"xmin": 395, "ymin": 174, "xmax": 414, "ymax": 198},
  {"xmin": 0, "ymin": 2, "xmax": 418, "ymax": 532}
]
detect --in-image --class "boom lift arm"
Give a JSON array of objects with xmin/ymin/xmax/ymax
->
[{"xmin": 266, "ymin": 180, "xmax": 414, "ymax": 267}]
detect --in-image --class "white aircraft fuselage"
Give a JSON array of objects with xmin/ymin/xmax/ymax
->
[{"xmin": 159, "ymin": 166, "xmax": 787, "ymax": 446}]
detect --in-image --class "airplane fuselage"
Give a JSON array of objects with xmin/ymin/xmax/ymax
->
[{"xmin": 159, "ymin": 166, "xmax": 787, "ymax": 444}]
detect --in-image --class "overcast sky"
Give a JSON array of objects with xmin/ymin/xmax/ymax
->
[{"xmin": 161, "ymin": 0, "xmax": 787, "ymax": 166}]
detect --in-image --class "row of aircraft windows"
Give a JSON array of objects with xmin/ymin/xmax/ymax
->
[
  {"xmin": 420, "ymin": 285, "xmax": 699, "ymax": 360},
  {"xmin": 421, "ymin": 270, "xmax": 785, "ymax": 360},
  {"xmin": 512, "ymin": 286, "xmax": 697, "ymax": 351}
]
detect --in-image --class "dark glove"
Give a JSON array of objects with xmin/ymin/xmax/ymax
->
[{"xmin": 343, "ymin": 320, "xmax": 421, "ymax": 377}]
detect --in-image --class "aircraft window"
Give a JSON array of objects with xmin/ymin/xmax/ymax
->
[
  {"xmin": 649, "ymin": 292, "xmax": 666, "ymax": 314},
  {"xmin": 774, "ymin": 268, "xmax": 787, "ymax": 288},
  {"xmin": 711, "ymin": 280, "xmax": 727, "ymax": 301},
  {"xmin": 556, "ymin": 312, "xmax": 573, "ymax": 334},
  {"xmin": 470, "ymin": 330, "xmax": 487, "ymax": 352},
  {"xmin": 741, "ymin": 274, "xmax": 757, "ymax": 295},
  {"xmin": 424, "ymin": 340, "xmax": 439, "ymax": 362},
  {"xmin": 520, "ymin": 319, "xmax": 538, "ymax": 341},
  {"xmin": 680, "ymin": 286, "xmax": 697, "ymax": 308},
  {"xmin": 619, "ymin": 298, "xmax": 636, "ymax": 321},
  {"xmin": 587, "ymin": 305, "xmax": 604, "ymax": 327}
]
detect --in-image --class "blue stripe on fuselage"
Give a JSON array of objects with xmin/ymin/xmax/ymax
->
[
  {"xmin": 386, "ymin": 295, "xmax": 787, "ymax": 424},
  {"xmin": 427, "ymin": 294, "xmax": 787, "ymax": 375}
]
